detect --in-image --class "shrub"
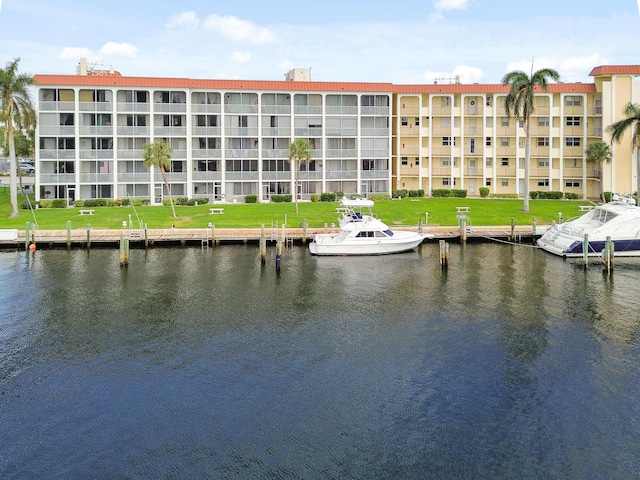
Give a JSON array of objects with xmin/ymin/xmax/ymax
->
[
  {"xmin": 417, "ymin": 189, "xmax": 425, "ymax": 198},
  {"xmin": 74, "ymin": 200, "xmax": 85, "ymax": 208},
  {"xmin": 114, "ymin": 198, "xmax": 122, "ymax": 206},
  {"xmin": 603, "ymin": 192, "xmax": 613, "ymax": 202},
  {"xmin": 534, "ymin": 191, "xmax": 563, "ymax": 200},
  {"xmin": 489, "ymin": 193, "xmax": 519, "ymax": 198},
  {"xmin": 95, "ymin": 198, "xmax": 108, "ymax": 207},
  {"xmin": 271, "ymin": 194, "xmax": 292, "ymax": 203},
  {"xmin": 320, "ymin": 192, "xmax": 337, "ymax": 202},
  {"xmin": 479, "ymin": 187, "xmax": 489, "ymax": 198},
  {"xmin": 407, "ymin": 190, "xmax": 418, "ymax": 197},
  {"xmin": 335, "ymin": 191, "xmax": 344, "ymax": 199},
  {"xmin": 20, "ymin": 200, "xmax": 30, "ymax": 209},
  {"xmin": 564, "ymin": 192, "xmax": 579, "ymax": 200},
  {"xmin": 369, "ymin": 193, "xmax": 391, "ymax": 202},
  {"xmin": 451, "ymin": 189, "xmax": 467, "ymax": 198},
  {"xmin": 51, "ymin": 199, "xmax": 67, "ymax": 208},
  {"xmin": 133, "ymin": 199, "xmax": 143, "ymax": 207},
  {"xmin": 310, "ymin": 194, "xmax": 319, "ymax": 202},
  {"xmin": 530, "ymin": 191, "xmax": 539, "ymax": 199},
  {"xmin": 431, "ymin": 189, "xmax": 451, "ymax": 197},
  {"xmin": 39, "ymin": 199, "xmax": 52, "ymax": 208},
  {"xmin": 245, "ymin": 194, "xmax": 258, "ymax": 204},
  {"xmin": 121, "ymin": 198, "xmax": 131, "ymax": 206}
]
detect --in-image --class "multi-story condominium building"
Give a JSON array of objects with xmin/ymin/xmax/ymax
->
[{"xmin": 32, "ymin": 63, "xmax": 640, "ymax": 203}]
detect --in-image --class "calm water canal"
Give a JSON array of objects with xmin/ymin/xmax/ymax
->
[{"xmin": 1, "ymin": 243, "xmax": 639, "ymax": 479}]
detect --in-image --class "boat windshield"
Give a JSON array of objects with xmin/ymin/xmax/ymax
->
[
  {"xmin": 591, "ymin": 209, "xmax": 618, "ymax": 225},
  {"xmin": 384, "ymin": 229, "xmax": 394, "ymax": 237}
]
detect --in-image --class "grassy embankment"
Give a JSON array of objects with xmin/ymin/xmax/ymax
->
[{"xmin": 0, "ymin": 187, "xmax": 596, "ymax": 230}]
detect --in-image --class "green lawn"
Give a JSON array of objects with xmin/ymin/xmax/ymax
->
[{"xmin": 0, "ymin": 188, "xmax": 597, "ymax": 230}]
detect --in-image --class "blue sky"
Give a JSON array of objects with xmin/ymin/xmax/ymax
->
[{"xmin": 1, "ymin": 0, "xmax": 639, "ymax": 84}]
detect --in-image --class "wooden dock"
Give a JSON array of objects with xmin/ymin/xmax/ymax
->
[{"xmin": 1, "ymin": 225, "xmax": 547, "ymax": 250}]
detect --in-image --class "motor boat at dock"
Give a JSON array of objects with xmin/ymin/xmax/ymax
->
[
  {"xmin": 309, "ymin": 197, "xmax": 432, "ymax": 256},
  {"xmin": 537, "ymin": 197, "xmax": 640, "ymax": 257}
]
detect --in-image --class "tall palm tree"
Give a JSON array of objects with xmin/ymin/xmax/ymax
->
[
  {"xmin": 0, "ymin": 58, "xmax": 35, "ymax": 217},
  {"xmin": 143, "ymin": 141, "xmax": 176, "ymax": 218},
  {"xmin": 288, "ymin": 138, "xmax": 313, "ymax": 214},
  {"xmin": 585, "ymin": 140, "xmax": 612, "ymax": 201},
  {"xmin": 607, "ymin": 102, "xmax": 640, "ymax": 202},
  {"xmin": 502, "ymin": 67, "xmax": 560, "ymax": 212}
]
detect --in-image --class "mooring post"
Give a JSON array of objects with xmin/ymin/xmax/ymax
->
[
  {"xmin": 604, "ymin": 236, "xmax": 614, "ymax": 275},
  {"xmin": 425, "ymin": 212, "xmax": 429, "ymax": 225},
  {"xmin": 24, "ymin": 221, "xmax": 30, "ymax": 252},
  {"xmin": 459, "ymin": 218, "xmax": 467, "ymax": 244},
  {"xmin": 66, "ymin": 220, "xmax": 72, "ymax": 250},
  {"xmin": 302, "ymin": 218, "xmax": 308, "ymax": 243},
  {"xmin": 119, "ymin": 232, "xmax": 129, "ymax": 267},
  {"xmin": 275, "ymin": 240, "xmax": 283, "ymax": 272},
  {"xmin": 418, "ymin": 218, "xmax": 423, "ymax": 235},
  {"xmin": 86, "ymin": 224, "xmax": 91, "ymax": 250},
  {"xmin": 144, "ymin": 223, "xmax": 149, "ymax": 249},
  {"xmin": 439, "ymin": 240, "xmax": 449, "ymax": 269},
  {"xmin": 582, "ymin": 233, "xmax": 589, "ymax": 268},
  {"xmin": 260, "ymin": 224, "xmax": 267, "ymax": 264},
  {"xmin": 510, "ymin": 217, "xmax": 515, "ymax": 242},
  {"xmin": 324, "ymin": 222, "xmax": 328, "ymax": 234},
  {"xmin": 532, "ymin": 218, "xmax": 537, "ymax": 242}
]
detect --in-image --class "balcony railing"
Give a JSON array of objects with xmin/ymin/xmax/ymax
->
[
  {"xmin": 39, "ymin": 101, "xmax": 75, "ymax": 111},
  {"xmin": 192, "ymin": 171, "xmax": 223, "ymax": 181},
  {"xmin": 361, "ymin": 170, "xmax": 389, "ymax": 179},
  {"xmin": 153, "ymin": 103, "xmax": 187, "ymax": 113},
  {"xmin": 79, "ymin": 125, "xmax": 113, "ymax": 136},
  {"xmin": 326, "ymin": 128, "xmax": 357, "ymax": 136},
  {"xmin": 79, "ymin": 173, "xmax": 114, "ymax": 183},
  {"xmin": 226, "ymin": 127, "xmax": 258, "ymax": 136},
  {"xmin": 117, "ymin": 173, "xmax": 151, "ymax": 182},
  {"xmin": 40, "ymin": 173, "xmax": 76, "ymax": 183},
  {"xmin": 153, "ymin": 126, "xmax": 187, "ymax": 136},
  {"xmin": 192, "ymin": 149, "xmax": 222, "ymax": 158},
  {"xmin": 39, "ymin": 125, "xmax": 76, "ymax": 136},
  {"xmin": 326, "ymin": 149, "xmax": 357, "ymax": 158},
  {"xmin": 261, "ymin": 127, "xmax": 291, "ymax": 137},
  {"xmin": 261, "ymin": 105, "xmax": 291, "ymax": 114},
  {"xmin": 326, "ymin": 171, "xmax": 358, "ymax": 179},
  {"xmin": 262, "ymin": 171, "xmax": 291, "ymax": 181},
  {"xmin": 224, "ymin": 171, "xmax": 259, "ymax": 181},
  {"xmin": 117, "ymin": 126, "xmax": 150, "ymax": 136},
  {"xmin": 293, "ymin": 106, "xmax": 323, "ymax": 115},
  {"xmin": 117, "ymin": 149, "xmax": 144, "ymax": 159},
  {"xmin": 116, "ymin": 102, "xmax": 150, "ymax": 113},
  {"xmin": 79, "ymin": 150, "xmax": 113, "ymax": 159},
  {"xmin": 225, "ymin": 149, "xmax": 259, "ymax": 158},
  {"xmin": 39, "ymin": 149, "xmax": 76, "ymax": 159},
  {"xmin": 224, "ymin": 105, "xmax": 258, "ymax": 114},
  {"xmin": 361, "ymin": 106, "xmax": 390, "ymax": 115},
  {"xmin": 294, "ymin": 127, "xmax": 323, "ymax": 136},
  {"xmin": 192, "ymin": 126, "xmax": 221, "ymax": 136},
  {"xmin": 361, "ymin": 128, "xmax": 389, "ymax": 136},
  {"xmin": 325, "ymin": 106, "xmax": 358, "ymax": 115},
  {"xmin": 191, "ymin": 104, "xmax": 221, "ymax": 114},
  {"xmin": 79, "ymin": 102, "xmax": 113, "ymax": 112},
  {"xmin": 262, "ymin": 149, "xmax": 290, "ymax": 158},
  {"xmin": 155, "ymin": 172, "xmax": 187, "ymax": 182}
]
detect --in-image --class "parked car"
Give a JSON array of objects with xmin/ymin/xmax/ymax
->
[{"xmin": 19, "ymin": 163, "xmax": 35, "ymax": 175}]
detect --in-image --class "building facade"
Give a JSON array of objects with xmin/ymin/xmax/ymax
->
[{"xmin": 32, "ymin": 65, "xmax": 640, "ymax": 203}]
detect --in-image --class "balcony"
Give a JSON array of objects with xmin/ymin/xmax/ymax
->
[
  {"xmin": 262, "ymin": 149, "xmax": 290, "ymax": 158},
  {"xmin": 117, "ymin": 149, "xmax": 144, "ymax": 159},
  {"xmin": 155, "ymin": 172, "xmax": 187, "ymax": 182},
  {"xmin": 39, "ymin": 101, "xmax": 75, "ymax": 111},
  {"xmin": 225, "ymin": 149, "xmax": 259, "ymax": 158},
  {"xmin": 226, "ymin": 127, "xmax": 258, "ymax": 136},
  {"xmin": 224, "ymin": 104, "xmax": 258, "ymax": 114},
  {"xmin": 117, "ymin": 126, "xmax": 150, "ymax": 136},
  {"xmin": 294, "ymin": 127, "xmax": 322, "ymax": 136},
  {"xmin": 117, "ymin": 173, "xmax": 150, "ymax": 182},
  {"xmin": 79, "ymin": 125, "xmax": 113, "ymax": 136},
  {"xmin": 40, "ymin": 149, "xmax": 76, "ymax": 160},
  {"xmin": 225, "ymin": 171, "xmax": 259, "ymax": 181},
  {"xmin": 153, "ymin": 103, "xmax": 187, "ymax": 113},
  {"xmin": 192, "ymin": 126, "xmax": 221, "ymax": 136},
  {"xmin": 39, "ymin": 125, "xmax": 76, "ymax": 136},
  {"xmin": 79, "ymin": 149, "xmax": 113, "ymax": 159},
  {"xmin": 293, "ymin": 106, "xmax": 322, "ymax": 115},
  {"xmin": 325, "ymin": 106, "xmax": 358, "ymax": 115},
  {"xmin": 261, "ymin": 127, "xmax": 291, "ymax": 137},
  {"xmin": 326, "ymin": 128, "xmax": 357, "ymax": 137},
  {"xmin": 361, "ymin": 170, "xmax": 389, "ymax": 179},
  {"xmin": 154, "ymin": 126, "xmax": 187, "ymax": 136},
  {"xmin": 79, "ymin": 102, "xmax": 113, "ymax": 112},
  {"xmin": 261, "ymin": 105, "xmax": 291, "ymax": 115},
  {"xmin": 326, "ymin": 171, "xmax": 357, "ymax": 179},
  {"xmin": 361, "ymin": 149, "xmax": 390, "ymax": 158},
  {"xmin": 192, "ymin": 171, "xmax": 223, "ymax": 181},
  {"xmin": 116, "ymin": 102, "xmax": 150, "ymax": 113},
  {"xmin": 192, "ymin": 149, "xmax": 222, "ymax": 159},
  {"xmin": 299, "ymin": 171, "xmax": 323, "ymax": 180},
  {"xmin": 361, "ymin": 128, "xmax": 389, "ymax": 136},
  {"xmin": 192, "ymin": 104, "xmax": 221, "ymax": 114},
  {"xmin": 79, "ymin": 173, "xmax": 114, "ymax": 183},
  {"xmin": 40, "ymin": 173, "xmax": 76, "ymax": 183},
  {"xmin": 262, "ymin": 171, "xmax": 291, "ymax": 181},
  {"xmin": 361, "ymin": 106, "xmax": 390, "ymax": 115},
  {"xmin": 326, "ymin": 149, "xmax": 357, "ymax": 158}
]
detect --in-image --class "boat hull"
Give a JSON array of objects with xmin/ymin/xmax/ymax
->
[{"xmin": 309, "ymin": 231, "xmax": 426, "ymax": 256}]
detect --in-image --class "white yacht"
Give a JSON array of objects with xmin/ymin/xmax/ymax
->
[
  {"xmin": 537, "ymin": 197, "xmax": 640, "ymax": 257},
  {"xmin": 309, "ymin": 197, "xmax": 431, "ymax": 256}
]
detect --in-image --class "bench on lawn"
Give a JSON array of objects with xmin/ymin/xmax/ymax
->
[
  {"xmin": 578, "ymin": 205, "xmax": 594, "ymax": 212},
  {"xmin": 456, "ymin": 206, "xmax": 470, "ymax": 213},
  {"xmin": 79, "ymin": 209, "xmax": 95, "ymax": 216},
  {"xmin": 209, "ymin": 207, "xmax": 224, "ymax": 214}
]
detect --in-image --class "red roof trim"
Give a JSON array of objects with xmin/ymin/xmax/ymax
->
[{"xmin": 589, "ymin": 65, "xmax": 640, "ymax": 76}]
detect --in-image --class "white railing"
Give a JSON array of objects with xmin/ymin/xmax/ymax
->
[
  {"xmin": 192, "ymin": 149, "xmax": 222, "ymax": 158},
  {"xmin": 116, "ymin": 102, "xmax": 150, "ymax": 113},
  {"xmin": 153, "ymin": 103, "xmax": 187, "ymax": 113}
]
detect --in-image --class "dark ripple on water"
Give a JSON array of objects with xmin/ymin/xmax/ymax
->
[{"xmin": 1, "ymin": 245, "xmax": 639, "ymax": 479}]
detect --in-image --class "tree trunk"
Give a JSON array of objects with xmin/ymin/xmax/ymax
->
[
  {"xmin": 295, "ymin": 161, "xmax": 300, "ymax": 214},
  {"xmin": 636, "ymin": 148, "xmax": 640, "ymax": 204},
  {"xmin": 522, "ymin": 120, "xmax": 531, "ymax": 212},
  {"xmin": 8, "ymin": 127, "xmax": 19, "ymax": 217},
  {"xmin": 160, "ymin": 167, "xmax": 177, "ymax": 218}
]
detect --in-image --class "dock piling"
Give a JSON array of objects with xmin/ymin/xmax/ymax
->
[
  {"xmin": 260, "ymin": 224, "xmax": 267, "ymax": 264},
  {"xmin": 439, "ymin": 240, "xmax": 449, "ymax": 269},
  {"xmin": 66, "ymin": 220, "xmax": 72, "ymax": 250}
]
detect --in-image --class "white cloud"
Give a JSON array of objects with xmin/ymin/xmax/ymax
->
[
  {"xmin": 230, "ymin": 51, "xmax": 251, "ymax": 64},
  {"xmin": 58, "ymin": 47, "xmax": 93, "ymax": 60},
  {"xmin": 166, "ymin": 11, "xmax": 199, "ymax": 28},
  {"xmin": 434, "ymin": 0, "xmax": 468, "ymax": 11},
  {"xmin": 505, "ymin": 54, "xmax": 608, "ymax": 82},
  {"xmin": 203, "ymin": 14, "xmax": 276, "ymax": 44},
  {"xmin": 99, "ymin": 42, "xmax": 138, "ymax": 58}
]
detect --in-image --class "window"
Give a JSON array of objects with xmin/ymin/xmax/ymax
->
[
  {"xmin": 485, "ymin": 158, "xmax": 492, "ymax": 167},
  {"xmin": 537, "ymin": 137, "xmax": 549, "ymax": 147},
  {"xmin": 565, "ymin": 96, "xmax": 582, "ymax": 106},
  {"xmin": 485, "ymin": 179, "xmax": 491, "ymax": 186},
  {"xmin": 565, "ymin": 180, "xmax": 580, "ymax": 188},
  {"xmin": 486, "ymin": 137, "xmax": 492, "ymax": 146},
  {"xmin": 500, "ymin": 138, "xmax": 509, "ymax": 147},
  {"xmin": 442, "ymin": 178, "xmax": 451, "ymax": 186},
  {"xmin": 441, "ymin": 97, "xmax": 451, "ymax": 107},
  {"xmin": 566, "ymin": 137, "xmax": 581, "ymax": 147},
  {"xmin": 501, "ymin": 117, "xmax": 509, "ymax": 127},
  {"xmin": 415, "ymin": 117, "xmax": 420, "ymax": 126},
  {"xmin": 538, "ymin": 117, "xmax": 550, "ymax": 127},
  {"xmin": 501, "ymin": 158, "xmax": 509, "ymax": 166},
  {"xmin": 401, "ymin": 117, "xmax": 408, "ymax": 126},
  {"xmin": 501, "ymin": 179, "xmax": 509, "ymax": 187},
  {"xmin": 442, "ymin": 158, "xmax": 452, "ymax": 166},
  {"xmin": 401, "ymin": 157, "xmax": 408, "ymax": 165},
  {"xmin": 414, "ymin": 157, "xmax": 420, "ymax": 166},
  {"xmin": 538, "ymin": 179, "xmax": 549, "ymax": 187},
  {"xmin": 566, "ymin": 116, "xmax": 581, "ymax": 126},
  {"xmin": 538, "ymin": 159, "xmax": 549, "ymax": 167},
  {"xmin": 443, "ymin": 137, "xmax": 455, "ymax": 146}
]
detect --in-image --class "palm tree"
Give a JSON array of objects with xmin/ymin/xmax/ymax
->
[
  {"xmin": 143, "ymin": 141, "xmax": 176, "ymax": 218},
  {"xmin": 288, "ymin": 138, "xmax": 313, "ymax": 214},
  {"xmin": 585, "ymin": 140, "xmax": 612, "ymax": 202},
  {"xmin": 502, "ymin": 67, "xmax": 560, "ymax": 212},
  {"xmin": 0, "ymin": 58, "xmax": 35, "ymax": 217},
  {"xmin": 607, "ymin": 102, "xmax": 640, "ymax": 202}
]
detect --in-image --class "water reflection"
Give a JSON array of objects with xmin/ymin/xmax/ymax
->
[{"xmin": 1, "ymin": 244, "xmax": 639, "ymax": 479}]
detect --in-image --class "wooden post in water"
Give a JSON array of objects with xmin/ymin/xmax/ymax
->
[
  {"xmin": 603, "ymin": 236, "xmax": 614, "ymax": 275},
  {"xmin": 418, "ymin": 218, "xmax": 423, "ymax": 235},
  {"xmin": 302, "ymin": 218, "xmax": 308, "ymax": 243},
  {"xmin": 459, "ymin": 218, "xmax": 467, "ymax": 244},
  {"xmin": 260, "ymin": 224, "xmax": 267, "ymax": 264},
  {"xmin": 275, "ymin": 240, "xmax": 283, "ymax": 272},
  {"xmin": 324, "ymin": 222, "xmax": 328, "ymax": 234},
  {"xmin": 24, "ymin": 221, "xmax": 30, "ymax": 252},
  {"xmin": 532, "ymin": 219, "xmax": 537, "ymax": 241},
  {"xmin": 583, "ymin": 233, "xmax": 589, "ymax": 268},
  {"xmin": 66, "ymin": 220, "xmax": 72, "ymax": 250},
  {"xmin": 144, "ymin": 223, "xmax": 149, "ymax": 249},
  {"xmin": 439, "ymin": 240, "xmax": 449, "ymax": 269},
  {"xmin": 119, "ymin": 233, "xmax": 130, "ymax": 267},
  {"xmin": 510, "ymin": 217, "xmax": 515, "ymax": 242},
  {"xmin": 86, "ymin": 224, "xmax": 91, "ymax": 250}
]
